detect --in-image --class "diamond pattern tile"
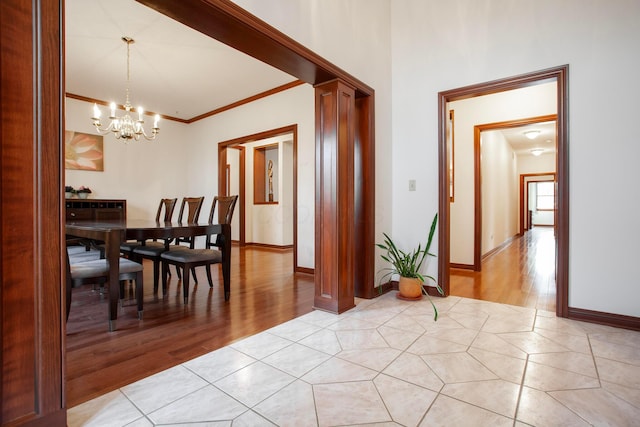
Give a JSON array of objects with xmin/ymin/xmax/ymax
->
[{"xmin": 68, "ymin": 293, "xmax": 640, "ymax": 426}]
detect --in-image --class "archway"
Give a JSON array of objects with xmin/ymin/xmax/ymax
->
[{"xmin": 138, "ymin": 0, "xmax": 377, "ymax": 304}]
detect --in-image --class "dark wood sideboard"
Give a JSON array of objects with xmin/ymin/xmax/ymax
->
[{"xmin": 65, "ymin": 199, "xmax": 127, "ymax": 221}]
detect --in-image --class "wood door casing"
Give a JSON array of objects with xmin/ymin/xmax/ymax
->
[
  {"xmin": 1, "ymin": 0, "xmax": 66, "ymax": 425},
  {"xmin": 438, "ymin": 65, "xmax": 569, "ymax": 317},
  {"xmin": 473, "ymin": 114, "xmax": 557, "ymax": 271},
  {"xmin": 218, "ymin": 125, "xmax": 297, "ymax": 267},
  {"xmin": 520, "ymin": 173, "xmax": 556, "ymax": 233}
]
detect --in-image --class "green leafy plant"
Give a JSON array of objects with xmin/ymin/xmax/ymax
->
[
  {"xmin": 77, "ymin": 186, "xmax": 92, "ymax": 193},
  {"xmin": 376, "ymin": 213, "xmax": 444, "ymax": 319},
  {"xmin": 65, "ymin": 185, "xmax": 76, "ymax": 194}
]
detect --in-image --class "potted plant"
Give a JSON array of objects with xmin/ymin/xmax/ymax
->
[
  {"xmin": 76, "ymin": 186, "xmax": 92, "ymax": 199},
  {"xmin": 376, "ymin": 213, "xmax": 444, "ymax": 320},
  {"xmin": 65, "ymin": 186, "xmax": 76, "ymax": 198}
]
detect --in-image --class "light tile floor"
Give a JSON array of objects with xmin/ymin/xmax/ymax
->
[{"xmin": 68, "ymin": 293, "xmax": 640, "ymax": 426}]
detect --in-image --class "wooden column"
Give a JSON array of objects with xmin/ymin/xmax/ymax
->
[
  {"xmin": 353, "ymin": 95, "xmax": 376, "ymax": 299},
  {"xmin": 1, "ymin": 0, "xmax": 66, "ymax": 425},
  {"xmin": 314, "ymin": 79, "xmax": 356, "ymax": 313}
]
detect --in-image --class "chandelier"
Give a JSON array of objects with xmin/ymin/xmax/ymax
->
[{"xmin": 91, "ymin": 37, "xmax": 159, "ymax": 141}]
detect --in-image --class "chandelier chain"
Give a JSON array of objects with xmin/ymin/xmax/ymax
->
[{"xmin": 124, "ymin": 36, "xmax": 132, "ymax": 110}]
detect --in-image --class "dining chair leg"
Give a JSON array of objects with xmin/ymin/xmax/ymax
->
[
  {"xmin": 161, "ymin": 262, "xmax": 169, "ymax": 296},
  {"xmin": 206, "ymin": 265, "xmax": 214, "ymax": 287},
  {"xmin": 182, "ymin": 265, "xmax": 191, "ymax": 304},
  {"xmin": 191, "ymin": 267, "xmax": 198, "ymax": 284},
  {"xmin": 152, "ymin": 260, "xmax": 160, "ymax": 292},
  {"xmin": 119, "ymin": 280, "xmax": 125, "ymax": 308},
  {"xmin": 135, "ymin": 271, "xmax": 143, "ymax": 319}
]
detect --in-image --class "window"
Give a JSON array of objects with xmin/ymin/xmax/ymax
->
[{"xmin": 536, "ymin": 181, "xmax": 555, "ymax": 210}]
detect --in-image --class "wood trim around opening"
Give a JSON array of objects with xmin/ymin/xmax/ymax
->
[
  {"xmin": 473, "ymin": 114, "xmax": 557, "ymax": 271},
  {"xmin": 438, "ymin": 65, "xmax": 569, "ymax": 319},
  {"xmin": 140, "ymin": 0, "xmax": 376, "ymax": 307},
  {"xmin": 218, "ymin": 125, "xmax": 302, "ymax": 272},
  {"xmin": 520, "ymin": 173, "xmax": 556, "ymax": 232},
  {"xmin": 136, "ymin": 0, "xmax": 373, "ymax": 97}
]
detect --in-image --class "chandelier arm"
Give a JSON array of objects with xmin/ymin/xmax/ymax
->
[{"xmin": 93, "ymin": 119, "xmax": 115, "ymax": 135}]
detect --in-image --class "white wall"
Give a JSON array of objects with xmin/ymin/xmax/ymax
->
[
  {"xmin": 391, "ymin": 0, "xmax": 640, "ymax": 317},
  {"xmin": 231, "ymin": 0, "xmax": 394, "ymax": 282},
  {"xmin": 65, "ymin": 97, "xmax": 190, "ymax": 220},
  {"xmin": 243, "ymin": 136, "xmax": 294, "ymax": 247},
  {"xmin": 518, "ymin": 152, "xmax": 555, "ymax": 175},
  {"xmin": 282, "ymin": 140, "xmax": 294, "ymax": 245},
  {"xmin": 480, "ymin": 131, "xmax": 518, "ymax": 256},
  {"xmin": 188, "ymin": 84, "xmax": 315, "ymax": 267}
]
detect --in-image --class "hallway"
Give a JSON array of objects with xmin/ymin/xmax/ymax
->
[{"xmin": 450, "ymin": 227, "xmax": 556, "ymax": 312}]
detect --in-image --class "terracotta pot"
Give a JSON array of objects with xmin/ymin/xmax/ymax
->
[{"xmin": 398, "ymin": 276, "xmax": 423, "ymax": 300}]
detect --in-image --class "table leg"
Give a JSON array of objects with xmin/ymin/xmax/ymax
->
[{"xmin": 105, "ymin": 229, "xmax": 121, "ymax": 332}]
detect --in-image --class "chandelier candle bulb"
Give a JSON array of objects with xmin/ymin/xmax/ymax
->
[
  {"xmin": 93, "ymin": 103, "xmax": 101, "ymax": 119},
  {"xmin": 110, "ymin": 102, "xmax": 116, "ymax": 118},
  {"xmin": 154, "ymin": 114, "xmax": 159, "ymax": 128},
  {"xmin": 138, "ymin": 107, "xmax": 143, "ymax": 121}
]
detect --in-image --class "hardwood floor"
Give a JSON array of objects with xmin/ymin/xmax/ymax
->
[
  {"xmin": 65, "ymin": 245, "xmax": 315, "ymax": 408},
  {"xmin": 450, "ymin": 226, "xmax": 557, "ymax": 312},
  {"xmin": 66, "ymin": 228, "xmax": 556, "ymax": 408}
]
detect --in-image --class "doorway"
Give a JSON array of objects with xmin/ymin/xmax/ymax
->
[
  {"xmin": 218, "ymin": 125, "xmax": 301, "ymax": 272},
  {"xmin": 438, "ymin": 65, "xmax": 569, "ymax": 317},
  {"xmin": 449, "ymin": 116, "xmax": 558, "ymax": 311},
  {"xmin": 474, "ymin": 116, "xmax": 557, "ymax": 270},
  {"xmin": 523, "ymin": 175, "xmax": 556, "ymax": 232}
]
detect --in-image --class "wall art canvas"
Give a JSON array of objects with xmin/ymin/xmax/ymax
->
[{"xmin": 65, "ymin": 131, "xmax": 104, "ymax": 171}]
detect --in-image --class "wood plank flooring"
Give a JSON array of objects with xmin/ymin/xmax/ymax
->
[
  {"xmin": 65, "ymin": 246, "xmax": 315, "ymax": 408},
  {"xmin": 449, "ymin": 226, "xmax": 557, "ymax": 312},
  {"xmin": 66, "ymin": 228, "xmax": 556, "ymax": 408}
]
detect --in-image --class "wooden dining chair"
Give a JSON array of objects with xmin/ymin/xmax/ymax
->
[
  {"xmin": 160, "ymin": 195, "xmax": 238, "ymax": 304},
  {"xmin": 133, "ymin": 196, "xmax": 204, "ymax": 292},
  {"xmin": 66, "ymin": 243, "xmax": 144, "ymax": 321},
  {"xmin": 205, "ymin": 195, "xmax": 238, "ymax": 250},
  {"xmin": 171, "ymin": 195, "xmax": 237, "ymax": 279},
  {"xmin": 173, "ymin": 196, "xmax": 205, "ymax": 247},
  {"xmin": 171, "ymin": 196, "xmax": 207, "ymax": 280},
  {"xmin": 120, "ymin": 198, "xmax": 177, "ymax": 258}
]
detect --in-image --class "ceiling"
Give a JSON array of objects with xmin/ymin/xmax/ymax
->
[
  {"xmin": 499, "ymin": 121, "xmax": 557, "ymax": 157},
  {"xmin": 67, "ymin": 0, "xmax": 557, "ymax": 156},
  {"xmin": 65, "ymin": 0, "xmax": 297, "ymax": 121}
]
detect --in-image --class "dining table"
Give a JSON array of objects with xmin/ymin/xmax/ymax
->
[{"xmin": 65, "ymin": 219, "xmax": 231, "ymax": 331}]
